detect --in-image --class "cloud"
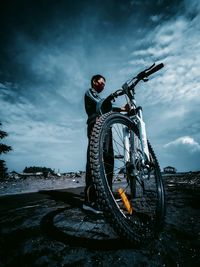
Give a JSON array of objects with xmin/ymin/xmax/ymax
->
[
  {"xmin": 164, "ymin": 136, "xmax": 200, "ymax": 153},
  {"xmin": 127, "ymin": 12, "xmax": 200, "ymax": 107},
  {"xmin": 0, "ymin": 80, "xmax": 87, "ymax": 172},
  {"xmin": 183, "ymin": 0, "xmax": 200, "ymax": 14},
  {"xmin": 162, "ymin": 136, "xmax": 200, "ymax": 171},
  {"xmin": 121, "ymin": 3, "xmax": 200, "ymax": 172},
  {"xmin": 2, "ymin": 116, "xmax": 87, "ymax": 172},
  {"xmin": 150, "ymin": 15, "xmax": 163, "ymax": 23}
]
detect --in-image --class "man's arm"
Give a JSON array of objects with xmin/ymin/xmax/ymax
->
[{"xmin": 85, "ymin": 89, "xmax": 104, "ymax": 118}]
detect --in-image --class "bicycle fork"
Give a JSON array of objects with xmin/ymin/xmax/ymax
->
[
  {"xmin": 135, "ymin": 107, "xmax": 150, "ymax": 164},
  {"xmin": 123, "ymin": 109, "xmax": 150, "ymax": 167}
]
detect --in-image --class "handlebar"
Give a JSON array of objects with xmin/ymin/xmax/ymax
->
[
  {"xmin": 112, "ymin": 63, "xmax": 164, "ymax": 99},
  {"xmin": 136, "ymin": 63, "xmax": 164, "ymax": 80}
]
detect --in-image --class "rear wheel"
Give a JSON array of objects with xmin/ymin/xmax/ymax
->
[{"xmin": 90, "ymin": 112, "xmax": 165, "ymax": 245}]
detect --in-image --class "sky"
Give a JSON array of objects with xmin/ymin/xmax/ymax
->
[{"xmin": 0, "ymin": 0, "xmax": 200, "ymax": 172}]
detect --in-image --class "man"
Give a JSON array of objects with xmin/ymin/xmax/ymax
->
[
  {"xmin": 83, "ymin": 74, "xmax": 108, "ymax": 214},
  {"xmin": 84, "ymin": 74, "xmax": 108, "ymax": 138},
  {"xmin": 83, "ymin": 74, "xmax": 127, "ymax": 214}
]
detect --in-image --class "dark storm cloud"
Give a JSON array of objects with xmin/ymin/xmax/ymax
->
[
  {"xmin": 0, "ymin": 0, "xmax": 182, "ymax": 107},
  {"xmin": 0, "ymin": 0, "xmax": 181, "ymax": 79}
]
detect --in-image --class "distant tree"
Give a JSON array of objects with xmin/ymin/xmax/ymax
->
[
  {"xmin": 0, "ymin": 160, "xmax": 8, "ymax": 179},
  {"xmin": 23, "ymin": 166, "xmax": 55, "ymax": 178},
  {"xmin": 0, "ymin": 123, "xmax": 12, "ymax": 180}
]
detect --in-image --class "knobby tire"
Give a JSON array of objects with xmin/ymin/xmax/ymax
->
[{"xmin": 90, "ymin": 112, "xmax": 165, "ymax": 245}]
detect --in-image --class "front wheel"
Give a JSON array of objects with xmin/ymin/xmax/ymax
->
[{"xmin": 90, "ymin": 112, "xmax": 165, "ymax": 245}]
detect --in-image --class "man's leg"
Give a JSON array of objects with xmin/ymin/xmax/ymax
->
[
  {"xmin": 84, "ymin": 143, "xmax": 96, "ymax": 203},
  {"xmin": 83, "ymin": 136, "xmax": 102, "ymax": 214},
  {"xmin": 84, "ymin": 124, "xmax": 97, "ymax": 203}
]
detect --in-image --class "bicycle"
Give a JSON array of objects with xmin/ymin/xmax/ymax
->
[{"xmin": 89, "ymin": 63, "xmax": 165, "ymax": 245}]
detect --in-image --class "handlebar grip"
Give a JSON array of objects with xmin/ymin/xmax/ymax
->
[
  {"xmin": 116, "ymin": 90, "xmax": 125, "ymax": 96},
  {"xmin": 145, "ymin": 63, "xmax": 164, "ymax": 77},
  {"xmin": 113, "ymin": 89, "xmax": 125, "ymax": 98}
]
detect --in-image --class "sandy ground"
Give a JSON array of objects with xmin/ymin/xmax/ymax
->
[{"xmin": 0, "ymin": 173, "xmax": 200, "ymax": 267}]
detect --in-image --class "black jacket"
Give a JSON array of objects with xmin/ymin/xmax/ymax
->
[{"xmin": 84, "ymin": 88, "xmax": 112, "ymax": 126}]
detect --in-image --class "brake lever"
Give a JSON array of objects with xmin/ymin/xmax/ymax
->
[
  {"xmin": 137, "ymin": 63, "xmax": 156, "ymax": 80},
  {"xmin": 145, "ymin": 63, "xmax": 155, "ymax": 71}
]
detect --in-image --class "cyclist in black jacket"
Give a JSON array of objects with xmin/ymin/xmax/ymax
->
[
  {"xmin": 85, "ymin": 75, "xmax": 111, "ymax": 136},
  {"xmin": 83, "ymin": 74, "xmax": 128, "ymax": 214}
]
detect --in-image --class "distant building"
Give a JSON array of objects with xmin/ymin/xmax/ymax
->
[{"xmin": 163, "ymin": 166, "xmax": 177, "ymax": 174}]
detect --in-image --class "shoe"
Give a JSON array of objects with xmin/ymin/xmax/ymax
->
[{"xmin": 82, "ymin": 201, "xmax": 103, "ymax": 215}]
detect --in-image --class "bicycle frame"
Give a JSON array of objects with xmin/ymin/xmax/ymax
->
[
  {"xmin": 132, "ymin": 109, "xmax": 150, "ymax": 164},
  {"xmin": 112, "ymin": 63, "xmax": 164, "ymax": 168},
  {"xmin": 123, "ymin": 97, "xmax": 150, "ymax": 168}
]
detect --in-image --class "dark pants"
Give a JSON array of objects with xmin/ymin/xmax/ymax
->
[
  {"xmin": 85, "ymin": 124, "xmax": 114, "ymax": 203},
  {"xmin": 85, "ymin": 123, "xmax": 95, "ymax": 202}
]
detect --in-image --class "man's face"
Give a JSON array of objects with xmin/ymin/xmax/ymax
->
[{"xmin": 93, "ymin": 77, "xmax": 105, "ymax": 93}]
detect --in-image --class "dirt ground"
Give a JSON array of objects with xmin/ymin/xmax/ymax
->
[{"xmin": 0, "ymin": 173, "xmax": 199, "ymax": 267}]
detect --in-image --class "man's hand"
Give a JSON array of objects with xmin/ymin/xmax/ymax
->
[
  {"xmin": 120, "ymin": 103, "xmax": 130, "ymax": 112},
  {"xmin": 105, "ymin": 93, "xmax": 115, "ymax": 102}
]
